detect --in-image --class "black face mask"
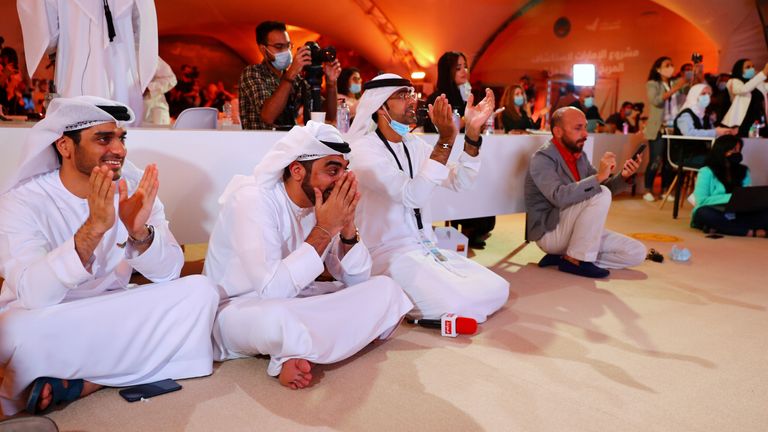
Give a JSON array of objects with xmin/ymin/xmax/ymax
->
[{"xmin": 727, "ymin": 152, "xmax": 743, "ymax": 165}]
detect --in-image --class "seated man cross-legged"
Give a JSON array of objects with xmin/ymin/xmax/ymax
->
[
  {"xmin": 524, "ymin": 107, "xmax": 647, "ymax": 278},
  {"xmin": 347, "ymin": 73, "xmax": 509, "ymax": 323},
  {"xmin": 204, "ymin": 121, "xmax": 412, "ymax": 389},
  {"xmin": 0, "ymin": 97, "xmax": 219, "ymax": 416}
]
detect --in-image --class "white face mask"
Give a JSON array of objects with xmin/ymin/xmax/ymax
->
[
  {"xmin": 270, "ymin": 50, "xmax": 292, "ymax": 71},
  {"xmin": 458, "ymin": 82, "xmax": 472, "ymax": 102}
]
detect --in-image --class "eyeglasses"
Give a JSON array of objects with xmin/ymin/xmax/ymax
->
[
  {"xmin": 388, "ymin": 89, "xmax": 417, "ymax": 102},
  {"xmin": 265, "ymin": 42, "xmax": 293, "ymax": 51}
]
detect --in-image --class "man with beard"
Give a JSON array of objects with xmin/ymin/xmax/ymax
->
[
  {"xmin": 525, "ymin": 107, "xmax": 646, "ymax": 278},
  {"xmin": 203, "ymin": 121, "xmax": 412, "ymax": 390},
  {"xmin": 346, "ymin": 73, "xmax": 509, "ymax": 323},
  {"xmin": 0, "ymin": 96, "xmax": 219, "ymax": 415}
]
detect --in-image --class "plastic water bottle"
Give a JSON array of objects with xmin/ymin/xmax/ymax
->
[
  {"xmin": 336, "ymin": 99, "xmax": 350, "ymax": 133},
  {"xmin": 484, "ymin": 114, "xmax": 495, "ymax": 135},
  {"xmin": 749, "ymin": 121, "xmax": 758, "ymax": 138},
  {"xmin": 622, "ymin": 121, "xmax": 629, "ymax": 135},
  {"xmin": 452, "ymin": 109, "xmax": 461, "ymax": 131},
  {"xmin": 670, "ymin": 245, "xmax": 691, "ymax": 262},
  {"xmin": 222, "ymin": 101, "xmax": 233, "ymax": 126}
]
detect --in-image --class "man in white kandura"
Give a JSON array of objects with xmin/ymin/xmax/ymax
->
[
  {"xmin": 17, "ymin": 0, "xmax": 158, "ymax": 123},
  {"xmin": 204, "ymin": 121, "xmax": 412, "ymax": 390},
  {"xmin": 346, "ymin": 74, "xmax": 509, "ymax": 323},
  {"xmin": 0, "ymin": 96, "xmax": 219, "ymax": 416}
]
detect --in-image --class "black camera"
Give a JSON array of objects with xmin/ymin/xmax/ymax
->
[
  {"xmin": 415, "ymin": 99, "xmax": 430, "ymax": 128},
  {"xmin": 304, "ymin": 41, "xmax": 336, "ymax": 66},
  {"xmin": 691, "ymin": 52, "xmax": 703, "ymax": 65}
]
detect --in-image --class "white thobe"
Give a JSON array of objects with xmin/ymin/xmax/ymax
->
[
  {"xmin": 142, "ymin": 57, "xmax": 176, "ymax": 125},
  {"xmin": 0, "ymin": 168, "xmax": 218, "ymax": 416},
  {"xmin": 17, "ymin": 0, "xmax": 158, "ymax": 124},
  {"xmin": 204, "ymin": 181, "xmax": 412, "ymax": 376},
  {"xmin": 350, "ymin": 133, "xmax": 509, "ymax": 322}
]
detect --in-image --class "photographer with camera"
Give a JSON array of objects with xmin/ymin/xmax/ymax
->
[{"xmin": 239, "ymin": 21, "xmax": 341, "ymax": 130}]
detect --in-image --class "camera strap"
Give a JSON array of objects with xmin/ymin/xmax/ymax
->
[{"xmin": 374, "ymin": 128, "xmax": 423, "ymax": 230}]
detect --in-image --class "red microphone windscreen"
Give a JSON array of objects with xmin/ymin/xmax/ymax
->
[{"xmin": 456, "ymin": 317, "xmax": 478, "ymax": 334}]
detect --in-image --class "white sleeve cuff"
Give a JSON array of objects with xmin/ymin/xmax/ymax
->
[
  {"xmin": 46, "ymin": 236, "xmax": 93, "ymax": 288},
  {"xmin": 421, "ymin": 158, "xmax": 450, "ymax": 183},
  {"xmin": 284, "ymin": 242, "xmax": 325, "ymax": 290}
]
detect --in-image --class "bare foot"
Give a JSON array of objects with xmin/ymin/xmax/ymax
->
[
  {"xmin": 278, "ymin": 359, "xmax": 313, "ymax": 390},
  {"xmin": 37, "ymin": 380, "xmax": 102, "ymax": 412}
]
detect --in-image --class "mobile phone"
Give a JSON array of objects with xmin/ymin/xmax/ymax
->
[
  {"xmin": 630, "ymin": 143, "xmax": 647, "ymax": 161},
  {"xmin": 119, "ymin": 379, "xmax": 182, "ymax": 402}
]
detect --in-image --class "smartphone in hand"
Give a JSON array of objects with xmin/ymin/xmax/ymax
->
[
  {"xmin": 630, "ymin": 143, "xmax": 647, "ymax": 161},
  {"xmin": 119, "ymin": 379, "xmax": 181, "ymax": 402}
]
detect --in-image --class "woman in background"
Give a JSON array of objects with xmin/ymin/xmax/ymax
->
[
  {"xmin": 337, "ymin": 67, "xmax": 362, "ymax": 118},
  {"xmin": 643, "ymin": 56, "xmax": 687, "ymax": 202},
  {"xmin": 425, "ymin": 51, "xmax": 494, "ymax": 249},
  {"xmin": 499, "ymin": 84, "xmax": 542, "ymax": 133},
  {"xmin": 692, "ymin": 135, "xmax": 767, "ymax": 237},
  {"xmin": 722, "ymin": 59, "xmax": 768, "ymax": 137}
]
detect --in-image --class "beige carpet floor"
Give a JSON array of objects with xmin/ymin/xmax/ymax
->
[{"xmin": 4, "ymin": 197, "xmax": 767, "ymax": 431}]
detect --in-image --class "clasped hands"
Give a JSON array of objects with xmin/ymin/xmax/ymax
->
[{"xmin": 313, "ymin": 171, "xmax": 360, "ymax": 241}]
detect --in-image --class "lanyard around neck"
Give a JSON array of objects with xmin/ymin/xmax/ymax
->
[{"xmin": 374, "ymin": 128, "xmax": 423, "ymax": 230}]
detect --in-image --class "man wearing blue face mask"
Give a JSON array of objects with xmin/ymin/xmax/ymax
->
[
  {"xmin": 239, "ymin": 21, "xmax": 341, "ymax": 130},
  {"xmin": 346, "ymin": 74, "xmax": 510, "ymax": 324},
  {"xmin": 571, "ymin": 87, "xmax": 603, "ymax": 132}
]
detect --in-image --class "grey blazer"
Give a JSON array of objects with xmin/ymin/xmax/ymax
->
[
  {"xmin": 524, "ymin": 140, "xmax": 630, "ymax": 241},
  {"xmin": 645, "ymin": 80, "xmax": 666, "ymax": 140}
]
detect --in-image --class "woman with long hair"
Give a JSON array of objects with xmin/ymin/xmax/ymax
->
[
  {"xmin": 722, "ymin": 58, "xmax": 768, "ymax": 137},
  {"xmin": 499, "ymin": 84, "xmax": 543, "ymax": 133},
  {"xmin": 643, "ymin": 56, "xmax": 688, "ymax": 202},
  {"xmin": 691, "ymin": 135, "xmax": 767, "ymax": 237},
  {"xmin": 423, "ymin": 51, "xmax": 470, "ymax": 133},
  {"xmin": 425, "ymin": 51, "xmax": 494, "ymax": 248}
]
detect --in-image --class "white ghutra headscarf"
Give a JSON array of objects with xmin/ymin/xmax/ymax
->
[
  {"xmin": 346, "ymin": 73, "xmax": 413, "ymax": 142},
  {"xmin": 0, "ymin": 96, "xmax": 135, "ymax": 195}
]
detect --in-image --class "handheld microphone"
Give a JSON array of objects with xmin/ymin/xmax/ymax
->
[{"xmin": 407, "ymin": 313, "xmax": 478, "ymax": 337}]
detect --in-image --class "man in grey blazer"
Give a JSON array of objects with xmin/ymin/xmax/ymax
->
[{"xmin": 525, "ymin": 107, "xmax": 646, "ymax": 278}]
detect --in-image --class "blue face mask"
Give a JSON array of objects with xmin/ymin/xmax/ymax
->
[
  {"xmin": 583, "ymin": 97, "xmax": 594, "ymax": 108},
  {"xmin": 717, "ymin": 81, "xmax": 727, "ymax": 91},
  {"xmin": 684, "ymin": 71, "xmax": 694, "ymax": 81},
  {"xmin": 513, "ymin": 95, "xmax": 525, "ymax": 107},
  {"xmin": 270, "ymin": 50, "xmax": 292, "ymax": 71},
  {"xmin": 349, "ymin": 83, "xmax": 362, "ymax": 94},
  {"xmin": 744, "ymin": 67, "xmax": 756, "ymax": 80},
  {"xmin": 698, "ymin": 94, "xmax": 711, "ymax": 109},
  {"xmin": 384, "ymin": 108, "xmax": 410, "ymax": 137}
]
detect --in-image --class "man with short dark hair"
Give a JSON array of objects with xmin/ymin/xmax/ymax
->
[
  {"xmin": 0, "ymin": 96, "xmax": 219, "ymax": 415},
  {"xmin": 525, "ymin": 107, "xmax": 646, "ymax": 278},
  {"xmin": 239, "ymin": 21, "xmax": 341, "ymax": 130},
  {"xmin": 204, "ymin": 121, "xmax": 411, "ymax": 389}
]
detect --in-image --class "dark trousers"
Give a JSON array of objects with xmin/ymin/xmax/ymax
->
[
  {"xmin": 692, "ymin": 206, "xmax": 768, "ymax": 236},
  {"xmin": 451, "ymin": 216, "xmax": 496, "ymax": 240},
  {"xmin": 644, "ymin": 134, "xmax": 674, "ymax": 192}
]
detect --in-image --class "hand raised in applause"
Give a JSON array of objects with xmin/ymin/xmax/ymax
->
[
  {"xmin": 85, "ymin": 166, "xmax": 117, "ymax": 235},
  {"xmin": 118, "ymin": 164, "xmax": 159, "ymax": 240},
  {"xmin": 464, "ymin": 88, "xmax": 503, "ymax": 140},
  {"xmin": 428, "ymin": 94, "xmax": 458, "ymax": 144}
]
